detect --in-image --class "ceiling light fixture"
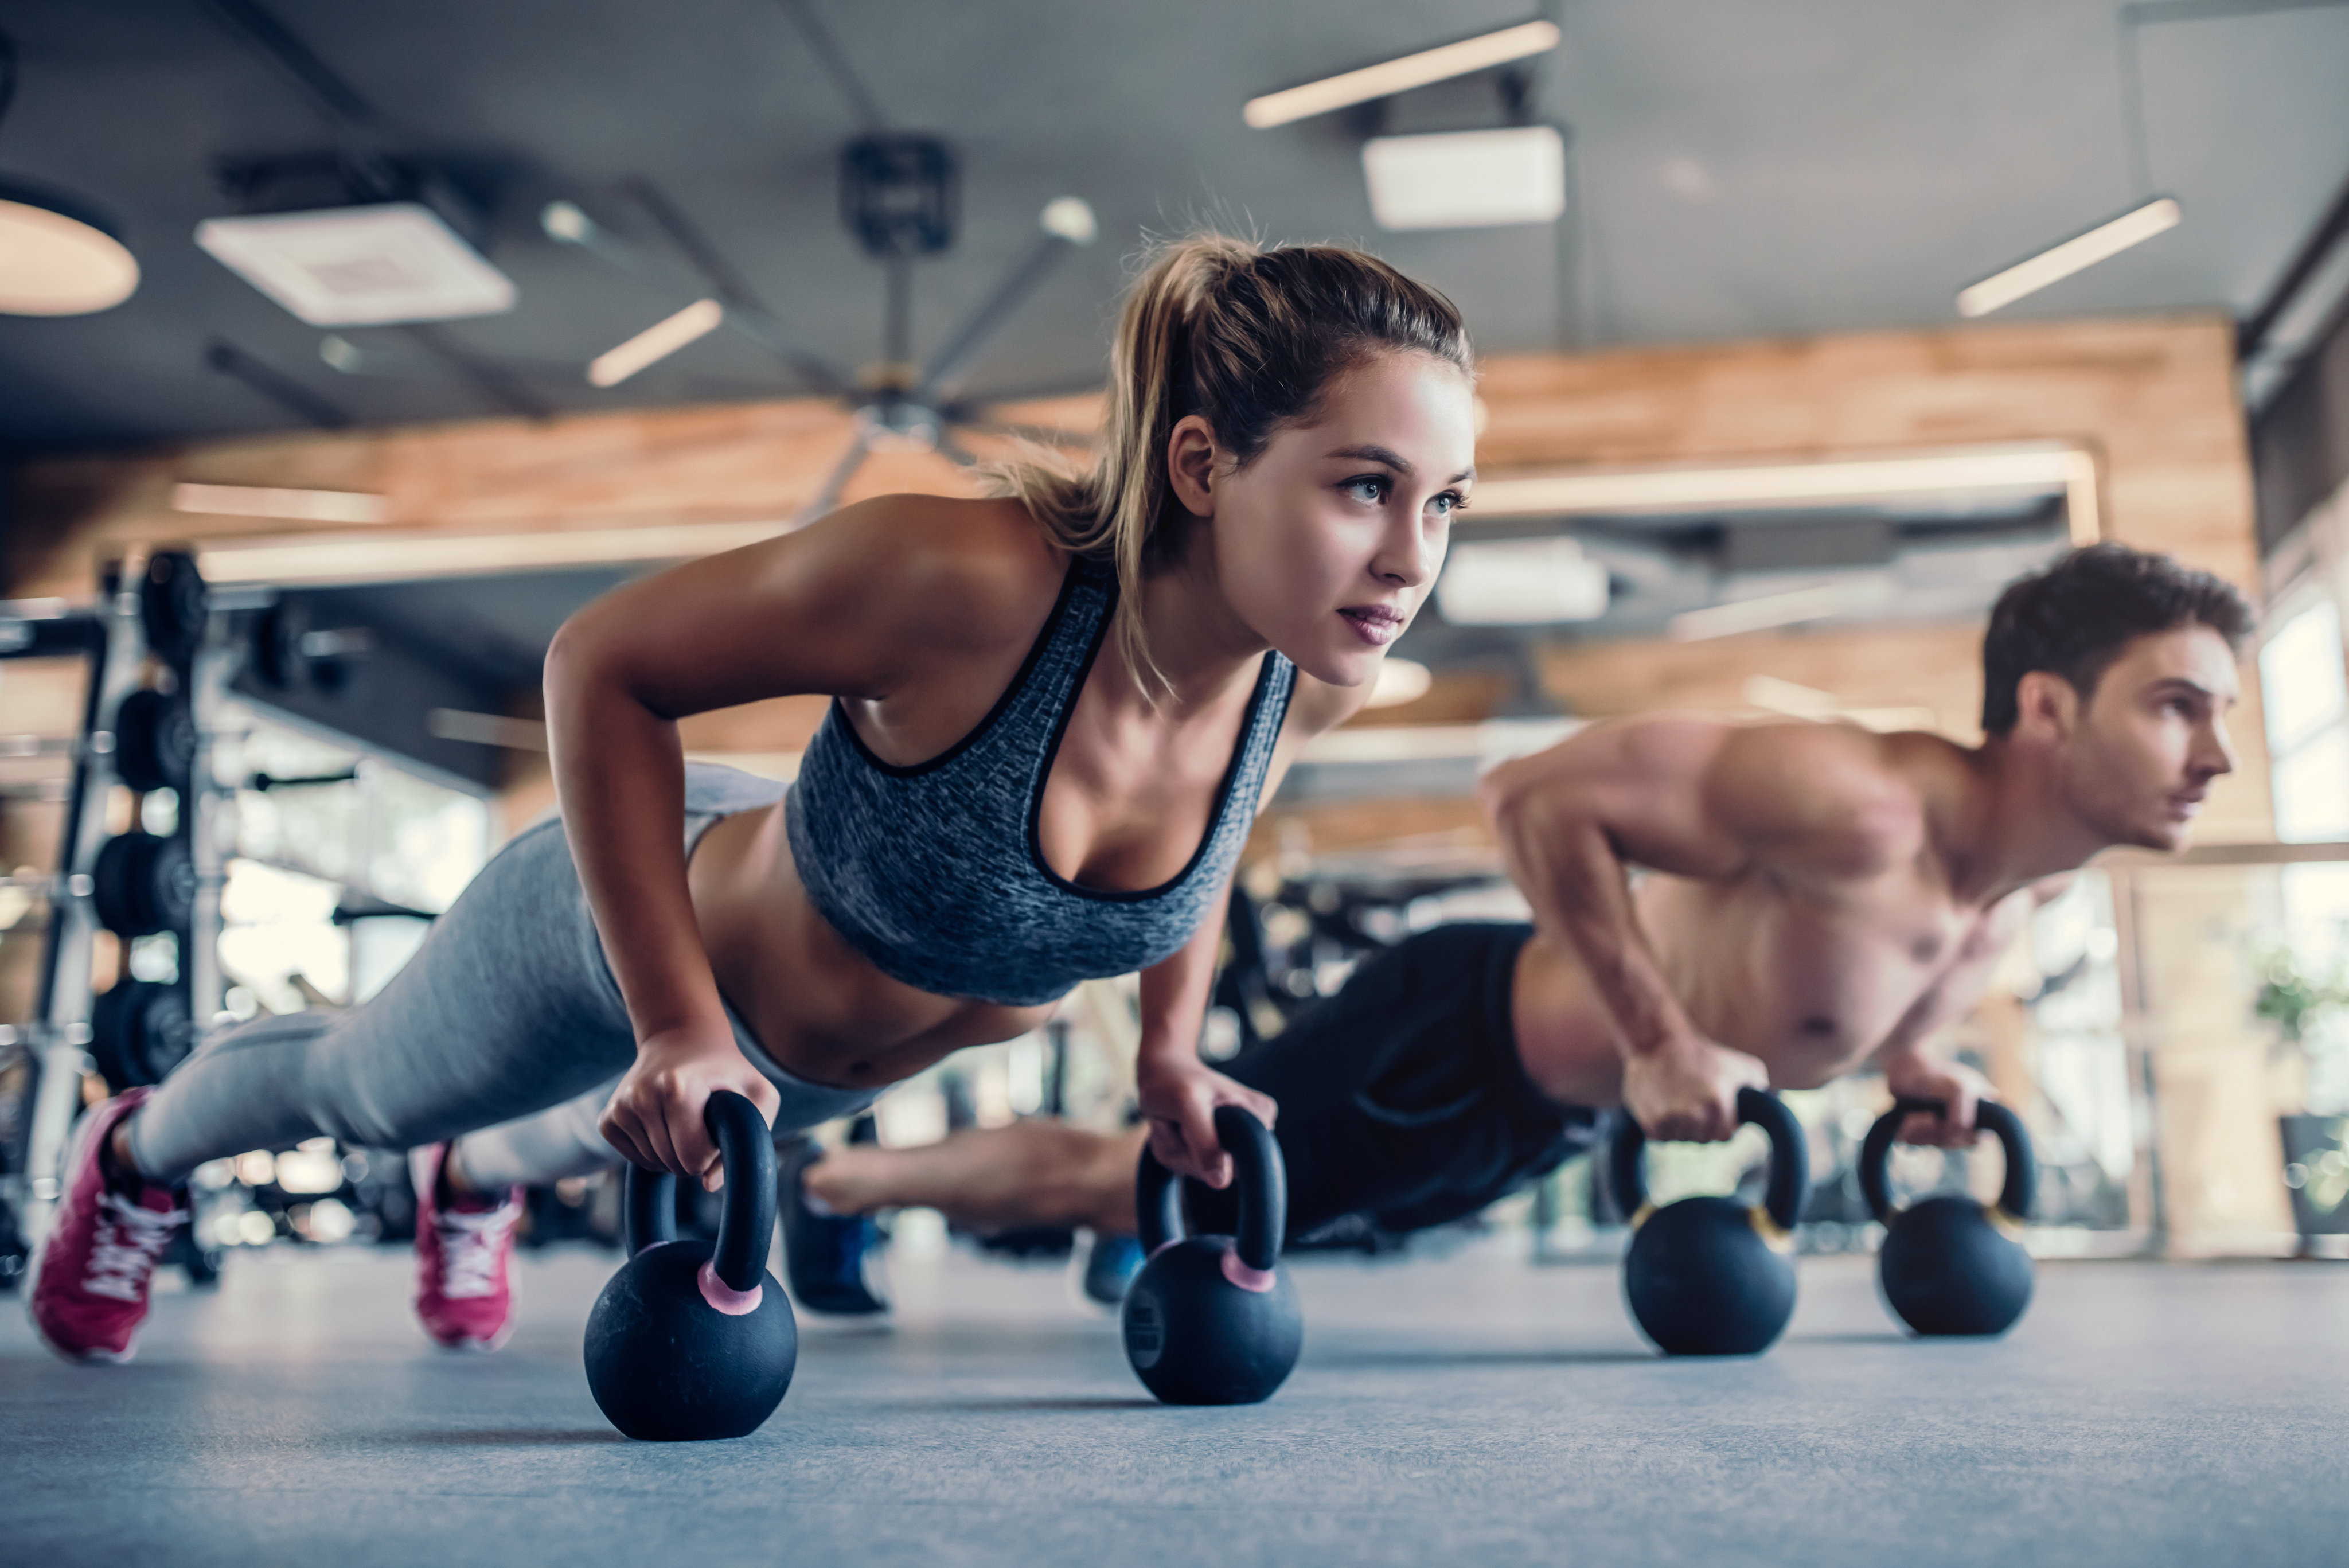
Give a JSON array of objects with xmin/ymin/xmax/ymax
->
[
  {"xmin": 0, "ymin": 32, "xmax": 139, "ymax": 315},
  {"xmin": 1362, "ymin": 125, "xmax": 1567, "ymax": 231},
  {"xmin": 1470, "ymin": 445, "xmax": 2102, "ymax": 545},
  {"xmin": 1667, "ymin": 579, "xmax": 1895, "ymax": 643},
  {"xmin": 171, "ymin": 482, "xmax": 387, "ymax": 524},
  {"xmin": 588, "ymin": 297, "xmax": 725, "ymax": 388},
  {"xmin": 1435, "ymin": 537, "xmax": 1611, "ymax": 625},
  {"xmin": 1956, "ymin": 197, "xmax": 2182, "ymax": 318},
  {"xmin": 1244, "ymin": 20, "xmax": 1561, "ymax": 128},
  {"xmin": 0, "ymin": 178, "xmax": 139, "ymax": 315},
  {"xmin": 196, "ymin": 202, "xmax": 516, "ymax": 326}
]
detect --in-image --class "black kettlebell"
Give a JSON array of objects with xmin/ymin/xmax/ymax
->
[
  {"xmin": 1611, "ymin": 1086, "xmax": 1811, "ymax": 1356},
  {"xmin": 1122, "ymin": 1105, "xmax": 1301, "ymax": 1406},
  {"xmin": 1861, "ymin": 1097, "xmax": 2036, "ymax": 1337},
  {"xmin": 583, "ymin": 1090, "xmax": 797, "ymax": 1441}
]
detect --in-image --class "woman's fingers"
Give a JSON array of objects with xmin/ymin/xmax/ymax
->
[{"xmin": 598, "ymin": 1107, "xmax": 650, "ymax": 1171}]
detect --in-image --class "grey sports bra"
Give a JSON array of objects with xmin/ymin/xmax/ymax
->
[{"xmin": 785, "ymin": 557, "xmax": 1297, "ymax": 1007}]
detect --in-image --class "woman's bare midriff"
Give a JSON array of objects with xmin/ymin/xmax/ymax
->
[{"xmin": 685, "ymin": 802, "xmax": 1060, "ymax": 1091}]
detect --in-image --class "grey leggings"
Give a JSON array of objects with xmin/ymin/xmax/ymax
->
[{"xmin": 128, "ymin": 764, "xmax": 883, "ymax": 1186}]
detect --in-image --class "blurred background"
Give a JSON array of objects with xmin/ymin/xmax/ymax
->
[{"xmin": 1, "ymin": 0, "xmax": 2347, "ymax": 1281}]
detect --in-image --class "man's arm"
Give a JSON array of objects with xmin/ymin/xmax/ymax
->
[
  {"xmin": 1870, "ymin": 882, "xmax": 2057, "ymax": 1146},
  {"xmin": 1479, "ymin": 716, "xmax": 1920, "ymax": 1141}
]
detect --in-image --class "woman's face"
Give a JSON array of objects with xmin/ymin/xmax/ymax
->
[{"xmin": 1176, "ymin": 352, "xmax": 1478, "ymax": 687}]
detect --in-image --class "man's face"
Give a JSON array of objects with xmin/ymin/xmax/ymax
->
[{"xmin": 2055, "ymin": 625, "xmax": 2241, "ymax": 851}]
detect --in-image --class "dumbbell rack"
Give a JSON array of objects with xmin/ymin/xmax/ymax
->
[{"xmin": 0, "ymin": 548, "xmax": 220, "ymax": 1261}]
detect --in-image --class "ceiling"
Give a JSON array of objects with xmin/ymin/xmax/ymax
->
[{"xmin": 1, "ymin": 0, "xmax": 2345, "ymax": 455}]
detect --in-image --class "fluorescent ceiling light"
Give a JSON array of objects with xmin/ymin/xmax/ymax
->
[
  {"xmin": 195, "ymin": 517, "xmax": 793, "ymax": 586},
  {"xmin": 1301, "ymin": 717, "xmax": 1583, "ymax": 766},
  {"xmin": 588, "ymin": 298, "xmax": 725, "ymax": 388},
  {"xmin": 1436, "ymin": 537, "xmax": 1610, "ymax": 625},
  {"xmin": 1245, "ymin": 21, "xmax": 1561, "ymax": 128},
  {"xmin": 1956, "ymin": 197, "xmax": 2182, "ymax": 319},
  {"xmin": 172, "ymin": 483, "xmax": 388, "ymax": 524},
  {"xmin": 1363, "ymin": 126, "xmax": 1566, "ymax": 232},
  {"xmin": 0, "ymin": 182, "xmax": 138, "ymax": 315},
  {"xmin": 1668, "ymin": 579, "xmax": 1895, "ymax": 642},
  {"xmin": 1741, "ymin": 675, "xmax": 1936, "ymax": 734},
  {"xmin": 1471, "ymin": 445, "xmax": 2101, "ymax": 545},
  {"xmin": 195, "ymin": 202, "xmax": 517, "ymax": 326}
]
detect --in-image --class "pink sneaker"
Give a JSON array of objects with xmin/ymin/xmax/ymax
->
[
  {"xmin": 409, "ymin": 1143, "xmax": 523, "ymax": 1351},
  {"xmin": 29, "ymin": 1087, "xmax": 189, "ymax": 1364}
]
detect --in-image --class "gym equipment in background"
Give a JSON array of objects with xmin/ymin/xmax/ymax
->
[
  {"xmin": 1611, "ymin": 1087, "xmax": 1812, "ymax": 1356},
  {"xmin": 1122, "ymin": 1106, "xmax": 1302, "ymax": 1406},
  {"xmin": 584, "ymin": 1091, "xmax": 797, "ymax": 1441},
  {"xmin": 0, "ymin": 548, "xmax": 221, "ymax": 1282},
  {"xmin": 1860, "ymin": 1097, "xmax": 2037, "ymax": 1337}
]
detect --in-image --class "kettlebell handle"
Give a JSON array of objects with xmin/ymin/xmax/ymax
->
[
  {"xmin": 1609, "ymin": 1086, "xmax": 1810, "ymax": 1232},
  {"xmin": 1857, "ymin": 1097, "xmax": 2036, "ymax": 1226},
  {"xmin": 619, "ymin": 1089, "xmax": 778, "ymax": 1294},
  {"xmin": 1134, "ymin": 1105, "xmax": 1286, "ymax": 1274}
]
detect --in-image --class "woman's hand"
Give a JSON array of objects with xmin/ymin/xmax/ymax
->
[
  {"xmin": 1136, "ymin": 1054, "xmax": 1277, "ymax": 1189},
  {"xmin": 599, "ymin": 1027, "xmax": 781, "ymax": 1190}
]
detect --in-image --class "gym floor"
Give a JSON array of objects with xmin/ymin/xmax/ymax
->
[{"xmin": 4, "ymin": 1241, "xmax": 2344, "ymax": 1566}]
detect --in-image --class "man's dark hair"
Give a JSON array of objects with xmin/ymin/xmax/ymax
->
[{"xmin": 1980, "ymin": 543, "xmax": 2252, "ymax": 736}]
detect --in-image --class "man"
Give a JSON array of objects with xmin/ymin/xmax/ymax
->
[{"xmin": 786, "ymin": 544, "xmax": 2247, "ymax": 1298}]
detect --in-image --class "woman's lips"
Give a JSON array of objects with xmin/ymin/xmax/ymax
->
[{"xmin": 1339, "ymin": 605, "xmax": 1404, "ymax": 647}]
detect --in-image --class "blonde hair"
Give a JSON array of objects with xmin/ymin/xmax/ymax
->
[{"xmin": 985, "ymin": 235, "xmax": 1472, "ymax": 693}]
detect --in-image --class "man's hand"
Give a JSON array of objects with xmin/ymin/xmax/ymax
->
[
  {"xmin": 1621, "ymin": 1032, "xmax": 1771, "ymax": 1142},
  {"xmin": 1136, "ymin": 1055, "xmax": 1277, "ymax": 1189},
  {"xmin": 599, "ymin": 1027, "xmax": 782, "ymax": 1190},
  {"xmin": 1882, "ymin": 1053, "xmax": 1995, "ymax": 1147}
]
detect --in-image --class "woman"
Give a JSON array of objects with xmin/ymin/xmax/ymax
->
[{"xmin": 33, "ymin": 235, "xmax": 1480, "ymax": 1362}]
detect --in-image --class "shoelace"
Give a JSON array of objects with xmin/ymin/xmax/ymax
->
[
  {"xmin": 84, "ymin": 1194, "xmax": 185, "ymax": 1304},
  {"xmin": 436, "ymin": 1203, "xmax": 519, "ymax": 1300}
]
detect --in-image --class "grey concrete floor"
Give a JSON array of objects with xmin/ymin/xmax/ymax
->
[{"xmin": 3, "ymin": 1238, "xmax": 2346, "ymax": 1567}]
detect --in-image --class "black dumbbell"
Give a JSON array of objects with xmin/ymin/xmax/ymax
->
[
  {"xmin": 113, "ymin": 689, "xmax": 197, "ymax": 795},
  {"xmin": 91, "ymin": 980, "xmax": 196, "ymax": 1087},
  {"xmin": 91, "ymin": 832, "xmax": 194, "ymax": 937},
  {"xmin": 1122, "ymin": 1106, "xmax": 1302, "ymax": 1406},
  {"xmin": 1860, "ymin": 1097, "xmax": 2036, "ymax": 1337},
  {"xmin": 141, "ymin": 551, "xmax": 208, "ymax": 664},
  {"xmin": 1611, "ymin": 1086, "xmax": 1812, "ymax": 1356},
  {"xmin": 584, "ymin": 1090, "xmax": 797, "ymax": 1441}
]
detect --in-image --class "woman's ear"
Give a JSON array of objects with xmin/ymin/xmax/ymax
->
[{"xmin": 1165, "ymin": 415, "xmax": 1220, "ymax": 519}]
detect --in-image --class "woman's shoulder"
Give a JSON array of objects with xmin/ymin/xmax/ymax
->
[{"xmin": 810, "ymin": 493, "xmax": 1068, "ymax": 653}]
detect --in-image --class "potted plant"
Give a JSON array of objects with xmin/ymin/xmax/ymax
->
[{"xmin": 2254, "ymin": 940, "xmax": 2349, "ymax": 1244}]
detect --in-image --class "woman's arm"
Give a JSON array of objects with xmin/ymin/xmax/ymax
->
[
  {"xmin": 1125, "ymin": 668, "xmax": 1363, "ymax": 1185},
  {"xmin": 1133, "ymin": 884, "xmax": 1276, "ymax": 1188},
  {"xmin": 549, "ymin": 496, "xmax": 1058, "ymax": 1187}
]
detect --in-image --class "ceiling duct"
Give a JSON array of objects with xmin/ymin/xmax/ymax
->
[{"xmin": 196, "ymin": 152, "xmax": 514, "ymax": 326}]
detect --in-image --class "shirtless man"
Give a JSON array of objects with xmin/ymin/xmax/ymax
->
[{"xmin": 786, "ymin": 543, "xmax": 2248, "ymax": 1281}]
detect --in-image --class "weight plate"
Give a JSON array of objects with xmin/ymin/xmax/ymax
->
[
  {"xmin": 141, "ymin": 551, "xmax": 209, "ymax": 664},
  {"xmin": 114, "ymin": 689, "xmax": 196, "ymax": 794},
  {"xmin": 91, "ymin": 980, "xmax": 192, "ymax": 1088},
  {"xmin": 252, "ymin": 601, "xmax": 309, "ymax": 690},
  {"xmin": 90, "ymin": 833, "xmax": 193, "ymax": 936}
]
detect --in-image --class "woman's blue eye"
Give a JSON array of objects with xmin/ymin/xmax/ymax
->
[{"xmin": 1344, "ymin": 476, "xmax": 1388, "ymax": 502}]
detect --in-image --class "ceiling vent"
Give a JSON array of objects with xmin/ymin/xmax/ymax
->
[
  {"xmin": 195, "ymin": 153, "xmax": 514, "ymax": 326},
  {"xmin": 1362, "ymin": 125, "xmax": 1566, "ymax": 232},
  {"xmin": 197, "ymin": 203, "xmax": 514, "ymax": 325}
]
